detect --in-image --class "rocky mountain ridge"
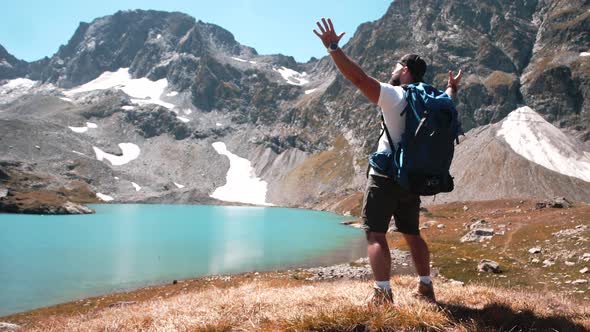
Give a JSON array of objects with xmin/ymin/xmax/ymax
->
[{"xmin": 1, "ymin": 1, "xmax": 589, "ymax": 212}]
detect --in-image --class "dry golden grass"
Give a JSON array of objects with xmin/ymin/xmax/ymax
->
[{"xmin": 22, "ymin": 276, "xmax": 590, "ymax": 332}]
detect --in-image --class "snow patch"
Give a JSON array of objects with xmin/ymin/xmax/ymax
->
[
  {"xmin": 166, "ymin": 91, "xmax": 178, "ymax": 97},
  {"xmin": 231, "ymin": 57, "xmax": 248, "ymax": 63},
  {"xmin": 305, "ymin": 88, "xmax": 318, "ymax": 94},
  {"xmin": 69, "ymin": 126, "xmax": 88, "ymax": 133},
  {"xmin": 68, "ymin": 122, "xmax": 98, "ymax": 133},
  {"xmin": 177, "ymin": 116, "xmax": 190, "ymax": 123},
  {"xmin": 497, "ymin": 106, "xmax": 590, "ymax": 182},
  {"xmin": 156, "ymin": 34, "xmax": 162, "ymax": 40},
  {"xmin": 122, "ymin": 105, "xmax": 135, "ymax": 110},
  {"xmin": 174, "ymin": 182, "xmax": 185, "ymax": 189},
  {"xmin": 96, "ymin": 193, "xmax": 114, "ymax": 201},
  {"xmin": 65, "ymin": 68, "xmax": 174, "ymax": 109},
  {"xmin": 273, "ymin": 66, "xmax": 309, "ymax": 86},
  {"xmin": 183, "ymin": 109, "xmax": 192, "ymax": 115},
  {"xmin": 131, "ymin": 182, "xmax": 141, "ymax": 191},
  {"xmin": 60, "ymin": 97, "xmax": 73, "ymax": 102},
  {"xmin": 93, "ymin": 143, "xmax": 140, "ymax": 166},
  {"xmin": 249, "ymin": 61, "xmax": 257, "ymax": 64},
  {"xmin": 216, "ymin": 122, "xmax": 223, "ymax": 127},
  {"xmin": 581, "ymin": 52, "xmax": 590, "ymax": 57},
  {"xmin": 210, "ymin": 142, "xmax": 271, "ymax": 206}
]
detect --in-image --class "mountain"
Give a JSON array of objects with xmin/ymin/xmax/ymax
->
[
  {"xmin": 1, "ymin": 2, "xmax": 589, "ymax": 212},
  {"xmin": 0, "ymin": 44, "xmax": 27, "ymax": 79}
]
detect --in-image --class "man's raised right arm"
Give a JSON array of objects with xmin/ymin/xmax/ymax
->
[{"xmin": 313, "ymin": 18, "xmax": 380, "ymax": 105}]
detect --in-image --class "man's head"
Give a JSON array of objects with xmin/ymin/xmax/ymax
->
[{"xmin": 389, "ymin": 54, "xmax": 427, "ymax": 86}]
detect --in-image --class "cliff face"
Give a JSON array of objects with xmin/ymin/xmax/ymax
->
[{"xmin": 1, "ymin": 1, "xmax": 589, "ymax": 209}]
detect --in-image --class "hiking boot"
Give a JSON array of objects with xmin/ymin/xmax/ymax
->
[
  {"xmin": 368, "ymin": 287, "xmax": 393, "ymax": 307},
  {"xmin": 413, "ymin": 281, "xmax": 436, "ymax": 303}
]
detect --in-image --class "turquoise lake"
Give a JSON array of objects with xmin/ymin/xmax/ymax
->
[{"xmin": 0, "ymin": 204, "xmax": 365, "ymax": 316}]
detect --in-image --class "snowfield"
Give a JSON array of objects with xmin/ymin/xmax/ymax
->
[
  {"xmin": 210, "ymin": 142, "xmax": 271, "ymax": 206},
  {"xmin": 96, "ymin": 193, "xmax": 114, "ymax": 201},
  {"xmin": 93, "ymin": 143, "xmax": 141, "ymax": 166},
  {"xmin": 273, "ymin": 66, "xmax": 309, "ymax": 86},
  {"xmin": 65, "ymin": 68, "xmax": 175, "ymax": 109},
  {"xmin": 497, "ymin": 106, "xmax": 590, "ymax": 182}
]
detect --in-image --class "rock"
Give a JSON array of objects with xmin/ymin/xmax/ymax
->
[
  {"xmin": 0, "ymin": 187, "xmax": 7, "ymax": 199},
  {"xmin": 423, "ymin": 220, "xmax": 438, "ymax": 228},
  {"xmin": 448, "ymin": 279, "xmax": 465, "ymax": 286},
  {"xmin": 581, "ymin": 267, "xmax": 589, "ymax": 274},
  {"xmin": 528, "ymin": 247, "xmax": 542, "ymax": 254},
  {"xmin": 437, "ymin": 224, "xmax": 446, "ymax": 229},
  {"xmin": 583, "ymin": 253, "xmax": 590, "ymax": 262},
  {"xmin": 537, "ymin": 197, "xmax": 573, "ymax": 209},
  {"xmin": 108, "ymin": 301, "xmax": 137, "ymax": 308},
  {"xmin": 543, "ymin": 260, "xmax": 555, "ymax": 267},
  {"xmin": 565, "ymin": 261, "xmax": 576, "ymax": 266},
  {"xmin": 469, "ymin": 219, "xmax": 489, "ymax": 230},
  {"xmin": 463, "ymin": 205, "xmax": 469, "ymax": 212},
  {"xmin": 478, "ymin": 259, "xmax": 501, "ymax": 273},
  {"xmin": 531, "ymin": 258, "xmax": 540, "ymax": 263},
  {"xmin": 572, "ymin": 279, "xmax": 588, "ymax": 285},
  {"xmin": 461, "ymin": 228, "xmax": 495, "ymax": 243},
  {"xmin": 62, "ymin": 202, "xmax": 94, "ymax": 214},
  {"xmin": 0, "ymin": 322, "xmax": 21, "ymax": 331}
]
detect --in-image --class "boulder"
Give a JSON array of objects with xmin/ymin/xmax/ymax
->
[
  {"xmin": 478, "ymin": 259, "xmax": 501, "ymax": 273},
  {"xmin": 461, "ymin": 228, "xmax": 495, "ymax": 243},
  {"xmin": 528, "ymin": 247, "xmax": 542, "ymax": 254}
]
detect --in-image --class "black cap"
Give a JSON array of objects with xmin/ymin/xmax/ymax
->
[{"xmin": 399, "ymin": 54, "xmax": 427, "ymax": 82}]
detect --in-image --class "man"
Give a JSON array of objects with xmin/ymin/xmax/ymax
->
[{"xmin": 313, "ymin": 18, "xmax": 462, "ymax": 304}]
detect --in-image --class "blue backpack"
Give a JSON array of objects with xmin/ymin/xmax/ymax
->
[{"xmin": 369, "ymin": 83, "xmax": 462, "ymax": 196}]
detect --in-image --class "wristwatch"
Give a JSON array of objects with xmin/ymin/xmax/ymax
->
[{"xmin": 327, "ymin": 42, "xmax": 339, "ymax": 53}]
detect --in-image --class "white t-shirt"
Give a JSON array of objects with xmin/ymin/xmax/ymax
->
[{"xmin": 369, "ymin": 82, "xmax": 408, "ymax": 176}]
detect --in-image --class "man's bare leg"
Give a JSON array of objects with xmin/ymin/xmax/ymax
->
[
  {"xmin": 402, "ymin": 234, "xmax": 430, "ymax": 276},
  {"xmin": 367, "ymin": 231, "xmax": 393, "ymax": 304},
  {"xmin": 403, "ymin": 233, "xmax": 436, "ymax": 302},
  {"xmin": 367, "ymin": 232, "xmax": 392, "ymax": 281}
]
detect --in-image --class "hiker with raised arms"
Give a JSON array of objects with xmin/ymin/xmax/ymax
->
[{"xmin": 313, "ymin": 17, "xmax": 463, "ymax": 305}]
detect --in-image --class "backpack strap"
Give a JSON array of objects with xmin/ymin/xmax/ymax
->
[
  {"xmin": 366, "ymin": 118, "xmax": 387, "ymax": 178},
  {"xmin": 381, "ymin": 114, "xmax": 396, "ymax": 153}
]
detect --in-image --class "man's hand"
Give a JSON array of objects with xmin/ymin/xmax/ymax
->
[
  {"xmin": 312, "ymin": 17, "xmax": 379, "ymax": 104},
  {"xmin": 313, "ymin": 18, "xmax": 345, "ymax": 48},
  {"xmin": 447, "ymin": 70, "xmax": 462, "ymax": 91},
  {"xmin": 446, "ymin": 70, "xmax": 462, "ymax": 99}
]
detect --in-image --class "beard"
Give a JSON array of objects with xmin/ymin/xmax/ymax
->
[{"xmin": 389, "ymin": 72, "xmax": 401, "ymax": 86}]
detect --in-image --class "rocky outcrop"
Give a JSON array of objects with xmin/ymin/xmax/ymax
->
[
  {"xmin": 124, "ymin": 106, "xmax": 191, "ymax": 139},
  {"xmin": 0, "ymin": 197, "xmax": 94, "ymax": 215},
  {"xmin": 0, "ymin": 161, "xmax": 97, "ymax": 214}
]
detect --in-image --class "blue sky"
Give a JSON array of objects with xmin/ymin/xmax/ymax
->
[{"xmin": 0, "ymin": 0, "xmax": 391, "ymax": 63}]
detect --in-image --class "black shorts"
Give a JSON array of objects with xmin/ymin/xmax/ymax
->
[{"xmin": 361, "ymin": 175, "xmax": 421, "ymax": 235}]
